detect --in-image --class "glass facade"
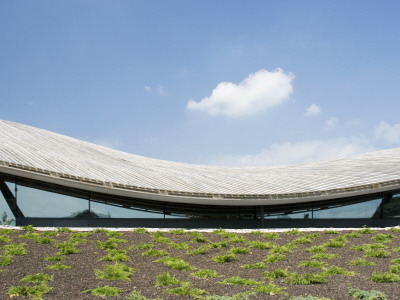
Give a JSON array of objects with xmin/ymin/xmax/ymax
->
[{"xmin": 1, "ymin": 178, "xmax": 399, "ymax": 224}]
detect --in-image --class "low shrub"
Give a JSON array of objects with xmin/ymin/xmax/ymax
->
[
  {"xmin": 241, "ymin": 262, "xmax": 267, "ymax": 269},
  {"xmin": 347, "ymin": 285, "xmax": 387, "ymax": 299},
  {"xmin": 7, "ymin": 283, "xmax": 52, "ymax": 299},
  {"xmin": 212, "ymin": 254, "xmax": 236, "ymax": 263},
  {"xmin": 165, "ymin": 282, "xmax": 206, "ymax": 297},
  {"xmin": 349, "ymin": 258, "xmax": 376, "ymax": 266},
  {"xmin": 20, "ymin": 273, "xmax": 53, "ymax": 283},
  {"xmin": 219, "ymin": 276, "xmax": 261, "ymax": 286},
  {"xmin": 263, "ymin": 268, "xmax": 289, "ymax": 280},
  {"xmin": 156, "ymin": 272, "xmax": 185, "ymax": 286},
  {"xmin": 369, "ymin": 271, "xmax": 400, "ymax": 283},
  {"xmin": 284, "ymin": 272, "xmax": 327, "ymax": 285},
  {"xmin": 155, "ymin": 256, "xmax": 195, "ymax": 270},
  {"xmin": 191, "ymin": 269, "xmax": 219, "ymax": 278},
  {"xmin": 95, "ymin": 263, "xmax": 135, "ymax": 281}
]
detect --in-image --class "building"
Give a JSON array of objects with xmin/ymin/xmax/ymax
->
[{"xmin": 0, "ymin": 119, "xmax": 399, "ymax": 228}]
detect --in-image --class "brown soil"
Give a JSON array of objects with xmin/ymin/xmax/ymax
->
[{"xmin": 1, "ymin": 228, "xmax": 400, "ymax": 299}]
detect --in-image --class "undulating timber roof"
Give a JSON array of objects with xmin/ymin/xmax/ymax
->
[{"xmin": 1, "ymin": 119, "xmax": 400, "ymax": 206}]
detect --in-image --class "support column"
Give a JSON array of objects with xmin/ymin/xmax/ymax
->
[
  {"xmin": 379, "ymin": 194, "xmax": 393, "ymax": 218},
  {"xmin": 0, "ymin": 179, "xmax": 24, "ymax": 218},
  {"xmin": 260, "ymin": 206, "xmax": 265, "ymax": 228}
]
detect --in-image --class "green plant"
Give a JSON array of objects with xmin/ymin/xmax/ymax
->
[
  {"xmin": 19, "ymin": 232, "xmax": 40, "ymax": 240},
  {"xmin": 323, "ymin": 229, "xmax": 339, "ymax": 234},
  {"xmin": 142, "ymin": 249, "xmax": 168, "ymax": 257},
  {"xmin": 210, "ymin": 241, "xmax": 228, "ymax": 248},
  {"xmin": 349, "ymin": 258, "xmax": 376, "ymax": 266},
  {"xmin": 347, "ymin": 285, "xmax": 387, "ymax": 299},
  {"xmin": 344, "ymin": 232, "xmax": 361, "ymax": 238},
  {"xmin": 45, "ymin": 255, "xmax": 66, "ymax": 261},
  {"xmin": 229, "ymin": 246, "xmax": 249, "ymax": 254},
  {"xmin": 0, "ymin": 254, "xmax": 12, "ymax": 266},
  {"xmin": 305, "ymin": 245, "xmax": 326, "ymax": 253},
  {"xmin": 126, "ymin": 290, "xmax": 156, "ymax": 300},
  {"xmin": 56, "ymin": 227, "xmax": 72, "ymax": 232},
  {"xmin": 152, "ymin": 235, "xmax": 171, "ymax": 244},
  {"xmin": 293, "ymin": 236, "xmax": 313, "ymax": 244},
  {"xmin": 102, "ymin": 249, "xmax": 131, "ymax": 261},
  {"xmin": 285, "ymin": 228, "xmax": 303, "ymax": 235},
  {"xmin": 106, "ymin": 231, "xmax": 124, "ymax": 237},
  {"xmin": 155, "ymin": 256, "xmax": 195, "ymax": 270},
  {"xmin": 284, "ymin": 272, "xmax": 327, "ymax": 285},
  {"xmin": 191, "ymin": 269, "xmax": 219, "ymax": 278},
  {"xmin": 0, "ymin": 234, "xmax": 11, "ymax": 243},
  {"xmin": 95, "ymin": 238, "xmax": 128, "ymax": 250},
  {"xmin": 206, "ymin": 292, "xmax": 257, "ymax": 300},
  {"xmin": 132, "ymin": 227, "xmax": 148, "ymax": 233},
  {"xmin": 219, "ymin": 276, "xmax": 261, "ymax": 286},
  {"xmin": 290, "ymin": 296, "xmax": 330, "ymax": 300},
  {"xmin": 2, "ymin": 243, "xmax": 27, "ymax": 256},
  {"xmin": 389, "ymin": 227, "xmax": 400, "ymax": 233},
  {"xmin": 169, "ymin": 242, "xmax": 190, "ymax": 250},
  {"xmin": 83, "ymin": 285, "xmax": 124, "ymax": 297},
  {"xmin": 324, "ymin": 239, "xmax": 346, "ymax": 248},
  {"xmin": 7, "ymin": 283, "xmax": 52, "ymax": 299},
  {"xmin": 212, "ymin": 253, "xmax": 236, "ymax": 263},
  {"xmin": 250, "ymin": 230, "xmax": 262, "ymax": 235},
  {"xmin": 55, "ymin": 241, "xmax": 79, "ymax": 255},
  {"xmin": 20, "ymin": 273, "xmax": 53, "ymax": 283},
  {"xmin": 392, "ymin": 246, "xmax": 400, "ymax": 252},
  {"xmin": 255, "ymin": 283, "xmax": 287, "ymax": 295},
  {"xmin": 228, "ymin": 234, "xmax": 247, "ymax": 243},
  {"xmin": 241, "ymin": 262, "xmax": 267, "ymax": 269},
  {"xmin": 168, "ymin": 228, "xmax": 186, "ymax": 235},
  {"xmin": 369, "ymin": 271, "xmax": 400, "ymax": 283},
  {"xmin": 0, "ymin": 228, "xmax": 14, "ymax": 235},
  {"xmin": 21, "ymin": 225, "xmax": 36, "ymax": 232},
  {"xmin": 46, "ymin": 262, "xmax": 71, "ymax": 270},
  {"xmin": 390, "ymin": 258, "xmax": 400, "ymax": 264},
  {"xmin": 191, "ymin": 236, "xmax": 209, "ymax": 243},
  {"xmin": 165, "ymin": 282, "xmax": 206, "ymax": 297},
  {"xmin": 269, "ymin": 245, "xmax": 292, "ymax": 254},
  {"xmin": 187, "ymin": 245, "xmax": 209, "ymax": 255},
  {"xmin": 372, "ymin": 233, "xmax": 394, "ymax": 243},
  {"xmin": 322, "ymin": 266, "xmax": 356, "ymax": 276},
  {"xmin": 155, "ymin": 272, "xmax": 185, "ymax": 286},
  {"xmin": 135, "ymin": 243, "xmax": 154, "ymax": 250},
  {"xmin": 389, "ymin": 264, "xmax": 400, "ymax": 273},
  {"xmin": 359, "ymin": 226, "xmax": 375, "ymax": 234},
  {"xmin": 364, "ymin": 249, "xmax": 390, "ymax": 258},
  {"xmin": 246, "ymin": 241, "xmax": 274, "ymax": 249},
  {"xmin": 298, "ymin": 260, "xmax": 327, "ymax": 268},
  {"xmin": 264, "ymin": 254, "xmax": 285, "ymax": 263},
  {"xmin": 263, "ymin": 268, "xmax": 289, "ymax": 280},
  {"xmin": 95, "ymin": 263, "xmax": 135, "ymax": 281},
  {"xmin": 262, "ymin": 232, "xmax": 279, "ymax": 240}
]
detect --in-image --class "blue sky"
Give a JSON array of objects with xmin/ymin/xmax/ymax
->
[{"xmin": 1, "ymin": 1, "xmax": 400, "ymax": 166}]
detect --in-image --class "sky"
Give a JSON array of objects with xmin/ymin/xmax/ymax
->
[{"xmin": 1, "ymin": 1, "xmax": 400, "ymax": 167}]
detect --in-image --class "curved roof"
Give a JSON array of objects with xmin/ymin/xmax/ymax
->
[{"xmin": 1, "ymin": 119, "xmax": 400, "ymax": 206}]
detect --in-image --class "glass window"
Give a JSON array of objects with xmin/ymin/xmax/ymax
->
[
  {"xmin": 16, "ymin": 184, "xmax": 89, "ymax": 218},
  {"xmin": 313, "ymin": 199, "xmax": 381, "ymax": 219},
  {"xmin": 383, "ymin": 195, "xmax": 400, "ymax": 218},
  {"xmin": 89, "ymin": 200, "xmax": 165, "ymax": 218},
  {"xmin": 0, "ymin": 190, "xmax": 16, "ymax": 225}
]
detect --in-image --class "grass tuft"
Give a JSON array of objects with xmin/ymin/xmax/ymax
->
[
  {"xmin": 20, "ymin": 273, "xmax": 53, "ymax": 283},
  {"xmin": 155, "ymin": 256, "xmax": 195, "ymax": 270},
  {"xmin": 241, "ymin": 262, "xmax": 267, "ymax": 269},
  {"xmin": 95, "ymin": 263, "xmax": 135, "ymax": 281},
  {"xmin": 46, "ymin": 262, "xmax": 71, "ymax": 270},
  {"xmin": 369, "ymin": 271, "xmax": 400, "ymax": 283},
  {"xmin": 83, "ymin": 285, "xmax": 124, "ymax": 297},
  {"xmin": 220, "ymin": 276, "xmax": 261, "ymax": 286},
  {"xmin": 263, "ymin": 268, "xmax": 289, "ymax": 280},
  {"xmin": 212, "ymin": 253, "xmax": 236, "ymax": 263},
  {"xmin": 349, "ymin": 258, "xmax": 376, "ymax": 266},
  {"xmin": 284, "ymin": 272, "xmax": 327, "ymax": 285},
  {"xmin": 156, "ymin": 272, "xmax": 185, "ymax": 286},
  {"xmin": 191, "ymin": 269, "xmax": 219, "ymax": 278},
  {"xmin": 7, "ymin": 283, "xmax": 52, "ymax": 299},
  {"xmin": 165, "ymin": 282, "xmax": 206, "ymax": 297}
]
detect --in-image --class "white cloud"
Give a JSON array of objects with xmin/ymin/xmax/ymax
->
[
  {"xmin": 375, "ymin": 121, "xmax": 400, "ymax": 144},
  {"xmin": 144, "ymin": 86, "xmax": 151, "ymax": 92},
  {"xmin": 215, "ymin": 138, "xmax": 374, "ymax": 167},
  {"xmin": 304, "ymin": 103, "xmax": 320, "ymax": 117},
  {"xmin": 325, "ymin": 117, "xmax": 339, "ymax": 129},
  {"xmin": 187, "ymin": 69, "xmax": 294, "ymax": 117}
]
